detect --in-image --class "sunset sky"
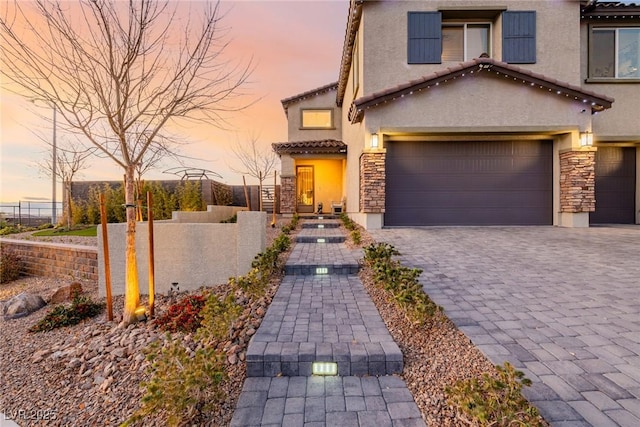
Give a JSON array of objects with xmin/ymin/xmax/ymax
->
[{"xmin": 0, "ymin": 0, "xmax": 349, "ymax": 203}]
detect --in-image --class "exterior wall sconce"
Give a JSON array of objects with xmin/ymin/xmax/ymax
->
[
  {"xmin": 370, "ymin": 133, "xmax": 379, "ymax": 149},
  {"xmin": 580, "ymin": 131, "xmax": 593, "ymax": 147}
]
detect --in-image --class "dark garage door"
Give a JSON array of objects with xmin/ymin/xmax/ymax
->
[
  {"xmin": 385, "ymin": 140, "xmax": 553, "ymax": 226},
  {"xmin": 591, "ymin": 147, "xmax": 636, "ymax": 224}
]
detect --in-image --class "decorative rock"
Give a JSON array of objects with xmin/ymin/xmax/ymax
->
[
  {"xmin": 31, "ymin": 349, "xmax": 51, "ymax": 363},
  {"xmin": 1, "ymin": 292, "xmax": 46, "ymax": 319},
  {"xmin": 49, "ymin": 282, "xmax": 83, "ymax": 304},
  {"xmin": 68, "ymin": 358, "xmax": 82, "ymax": 369}
]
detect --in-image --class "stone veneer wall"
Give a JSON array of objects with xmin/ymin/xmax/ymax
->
[
  {"xmin": 0, "ymin": 239, "xmax": 98, "ymax": 281},
  {"xmin": 280, "ymin": 176, "xmax": 296, "ymax": 214},
  {"xmin": 560, "ymin": 150, "xmax": 596, "ymax": 213},
  {"xmin": 360, "ymin": 152, "xmax": 386, "ymax": 213}
]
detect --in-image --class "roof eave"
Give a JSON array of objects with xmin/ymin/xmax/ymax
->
[
  {"xmin": 350, "ymin": 59, "xmax": 614, "ymax": 124},
  {"xmin": 336, "ymin": 0, "xmax": 365, "ymax": 107}
]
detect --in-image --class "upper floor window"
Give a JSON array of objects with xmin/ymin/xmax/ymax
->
[
  {"xmin": 408, "ymin": 10, "xmax": 535, "ymax": 64},
  {"xmin": 301, "ymin": 109, "xmax": 333, "ymax": 129},
  {"xmin": 442, "ymin": 23, "xmax": 491, "ymax": 62},
  {"xmin": 590, "ymin": 28, "xmax": 640, "ymax": 79}
]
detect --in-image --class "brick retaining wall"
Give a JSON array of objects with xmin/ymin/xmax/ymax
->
[{"xmin": 0, "ymin": 239, "xmax": 98, "ymax": 281}]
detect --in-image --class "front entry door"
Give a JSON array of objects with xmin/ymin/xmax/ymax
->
[{"xmin": 296, "ymin": 165, "xmax": 314, "ymax": 213}]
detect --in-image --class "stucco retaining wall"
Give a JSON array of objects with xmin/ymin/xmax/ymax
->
[
  {"xmin": 98, "ymin": 211, "xmax": 266, "ymax": 297},
  {"xmin": 0, "ymin": 239, "xmax": 98, "ymax": 281},
  {"xmin": 170, "ymin": 205, "xmax": 247, "ymax": 223}
]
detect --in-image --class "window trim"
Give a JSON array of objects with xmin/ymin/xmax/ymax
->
[
  {"xmin": 589, "ymin": 25, "xmax": 640, "ymax": 81},
  {"xmin": 299, "ymin": 108, "xmax": 335, "ymax": 130},
  {"xmin": 442, "ymin": 21, "xmax": 492, "ymax": 62}
]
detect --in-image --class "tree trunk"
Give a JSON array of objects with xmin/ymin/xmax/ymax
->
[
  {"xmin": 65, "ymin": 181, "xmax": 73, "ymax": 228},
  {"xmin": 122, "ymin": 164, "xmax": 140, "ymax": 325}
]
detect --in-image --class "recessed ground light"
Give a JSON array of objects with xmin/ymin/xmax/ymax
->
[
  {"xmin": 315, "ymin": 267, "xmax": 328, "ymax": 275},
  {"xmin": 312, "ymin": 362, "xmax": 338, "ymax": 376},
  {"xmin": 318, "ymin": 216, "xmax": 324, "ymax": 220},
  {"xmin": 317, "ymin": 238, "xmax": 326, "ymax": 243},
  {"xmin": 318, "ymin": 224, "xmax": 325, "ymax": 229}
]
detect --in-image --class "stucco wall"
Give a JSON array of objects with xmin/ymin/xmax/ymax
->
[
  {"xmin": 579, "ymin": 21, "xmax": 640, "ymax": 141},
  {"xmin": 0, "ymin": 239, "xmax": 98, "ymax": 281},
  {"xmin": 361, "ymin": 0, "xmax": 581, "ymax": 96},
  {"xmin": 98, "ymin": 211, "xmax": 266, "ymax": 296},
  {"xmin": 286, "ymin": 90, "xmax": 342, "ymax": 142},
  {"xmin": 363, "ymin": 74, "xmax": 591, "ymax": 132},
  {"xmin": 170, "ymin": 205, "xmax": 246, "ymax": 223}
]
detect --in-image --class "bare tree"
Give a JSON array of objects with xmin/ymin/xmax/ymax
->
[
  {"xmin": 1, "ymin": 0, "xmax": 252, "ymax": 325},
  {"xmin": 37, "ymin": 138, "xmax": 94, "ymax": 228},
  {"xmin": 230, "ymin": 133, "xmax": 279, "ymax": 210}
]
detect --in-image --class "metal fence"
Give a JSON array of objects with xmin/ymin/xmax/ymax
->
[{"xmin": 0, "ymin": 201, "xmax": 63, "ymax": 227}]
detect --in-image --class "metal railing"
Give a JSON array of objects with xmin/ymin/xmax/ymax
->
[{"xmin": 0, "ymin": 201, "xmax": 63, "ymax": 227}]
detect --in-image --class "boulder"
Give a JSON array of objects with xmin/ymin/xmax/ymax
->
[
  {"xmin": 1, "ymin": 292, "xmax": 46, "ymax": 320},
  {"xmin": 49, "ymin": 282, "xmax": 83, "ymax": 304}
]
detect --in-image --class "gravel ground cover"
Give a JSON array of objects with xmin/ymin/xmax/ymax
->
[{"xmin": 0, "ymin": 219, "xmax": 545, "ymax": 426}]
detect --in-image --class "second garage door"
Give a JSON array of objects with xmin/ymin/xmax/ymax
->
[{"xmin": 385, "ymin": 140, "xmax": 553, "ymax": 226}]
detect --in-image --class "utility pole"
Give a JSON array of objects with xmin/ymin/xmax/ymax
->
[{"xmin": 52, "ymin": 104, "xmax": 57, "ymax": 224}]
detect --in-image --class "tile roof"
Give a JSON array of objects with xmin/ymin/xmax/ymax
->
[
  {"xmin": 280, "ymin": 82, "xmax": 338, "ymax": 116},
  {"xmin": 272, "ymin": 139, "xmax": 347, "ymax": 155},
  {"xmin": 348, "ymin": 57, "xmax": 615, "ymax": 124},
  {"xmin": 582, "ymin": 1, "xmax": 640, "ymax": 17}
]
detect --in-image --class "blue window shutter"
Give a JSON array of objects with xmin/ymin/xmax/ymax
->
[
  {"xmin": 408, "ymin": 12, "xmax": 442, "ymax": 64},
  {"xmin": 502, "ymin": 11, "xmax": 536, "ymax": 64}
]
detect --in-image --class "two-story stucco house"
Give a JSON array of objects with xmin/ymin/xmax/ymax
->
[{"xmin": 273, "ymin": 0, "xmax": 640, "ymax": 229}]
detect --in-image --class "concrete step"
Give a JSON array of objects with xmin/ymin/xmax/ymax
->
[
  {"xmin": 284, "ymin": 242, "xmax": 361, "ymax": 276},
  {"xmin": 245, "ymin": 275, "xmax": 403, "ymax": 377},
  {"xmin": 301, "ymin": 222, "xmax": 340, "ymax": 229},
  {"xmin": 296, "ymin": 235, "xmax": 345, "ymax": 243},
  {"xmin": 296, "ymin": 227, "xmax": 345, "ymax": 243}
]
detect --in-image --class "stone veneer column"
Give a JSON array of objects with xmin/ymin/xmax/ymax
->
[
  {"xmin": 360, "ymin": 152, "xmax": 386, "ymax": 213},
  {"xmin": 559, "ymin": 150, "xmax": 595, "ymax": 213},
  {"xmin": 280, "ymin": 175, "xmax": 296, "ymax": 214}
]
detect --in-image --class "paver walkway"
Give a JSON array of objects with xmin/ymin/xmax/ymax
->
[
  {"xmin": 370, "ymin": 226, "xmax": 640, "ymax": 427},
  {"xmin": 231, "ymin": 218, "xmax": 426, "ymax": 427}
]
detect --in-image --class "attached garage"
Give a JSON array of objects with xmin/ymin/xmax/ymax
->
[
  {"xmin": 385, "ymin": 140, "xmax": 553, "ymax": 226},
  {"xmin": 591, "ymin": 147, "xmax": 637, "ymax": 224}
]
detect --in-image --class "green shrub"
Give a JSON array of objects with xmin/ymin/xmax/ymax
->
[
  {"xmin": 0, "ymin": 224, "xmax": 34, "ymax": 236},
  {"xmin": 29, "ymin": 294, "xmax": 104, "ymax": 332},
  {"xmin": 446, "ymin": 362, "xmax": 544, "ymax": 427},
  {"xmin": 0, "ymin": 249, "xmax": 23, "ymax": 283},
  {"xmin": 351, "ymin": 229, "xmax": 361, "ymax": 245},
  {"xmin": 126, "ymin": 336, "xmax": 227, "ymax": 427},
  {"xmin": 363, "ymin": 242, "xmax": 439, "ymax": 323},
  {"xmin": 176, "ymin": 180, "xmax": 205, "ymax": 212},
  {"xmin": 220, "ymin": 213, "xmax": 237, "ymax": 223}
]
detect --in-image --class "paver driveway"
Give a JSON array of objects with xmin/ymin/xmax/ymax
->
[{"xmin": 369, "ymin": 226, "xmax": 640, "ymax": 427}]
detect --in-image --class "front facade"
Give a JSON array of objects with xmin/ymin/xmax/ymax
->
[{"xmin": 273, "ymin": 0, "xmax": 640, "ymax": 228}]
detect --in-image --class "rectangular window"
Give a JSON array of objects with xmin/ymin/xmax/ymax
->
[
  {"xmin": 591, "ymin": 28, "xmax": 640, "ymax": 79},
  {"xmin": 301, "ymin": 109, "xmax": 333, "ymax": 129},
  {"xmin": 442, "ymin": 23, "xmax": 490, "ymax": 62}
]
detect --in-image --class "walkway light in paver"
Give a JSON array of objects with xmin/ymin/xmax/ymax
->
[
  {"xmin": 318, "ymin": 224, "xmax": 325, "ymax": 229},
  {"xmin": 317, "ymin": 238, "xmax": 326, "ymax": 243},
  {"xmin": 315, "ymin": 267, "xmax": 329, "ymax": 275},
  {"xmin": 312, "ymin": 362, "xmax": 338, "ymax": 376}
]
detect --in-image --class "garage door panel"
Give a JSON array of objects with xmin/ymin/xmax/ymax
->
[
  {"xmin": 591, "ymin": 147, "xmax": 636, "ymax": 224},
  {"xmin": 385, "ymin": 140, "xmax": 553, "ymax": 226},
  {"xmin": 387, "ymin": 174, "xmax": 550, "ymax": 191},
  {"xmin": 387, "ymin": 190, "xmax": 552, "ymax": 207}
]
